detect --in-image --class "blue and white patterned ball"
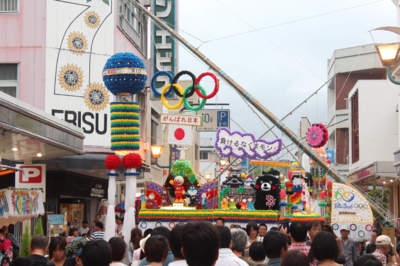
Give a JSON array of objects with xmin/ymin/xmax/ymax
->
[{"xmin": 103, "ymin": 52, "xmax": 148, "ymax": 95}]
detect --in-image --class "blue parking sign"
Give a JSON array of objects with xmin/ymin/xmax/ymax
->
[{"xmin": 217, "ymin": 110, "xmax": 229, "ymax": 127}]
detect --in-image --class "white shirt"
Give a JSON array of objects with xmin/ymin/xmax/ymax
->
[
  {"xmin": 169, "ymin": 260, "xmax": 188, "ymax": 266},
  {"xmin": 215, "ymin": 248, "xmax": 249, "ymax": 266}
]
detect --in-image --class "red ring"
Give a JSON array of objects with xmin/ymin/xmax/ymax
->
[{"xmin": 194, "ymin": 72, "xmax": 219, "ymax": 99}]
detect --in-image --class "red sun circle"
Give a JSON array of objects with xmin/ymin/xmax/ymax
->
[{"xmin": 174, "ymin": 128, "xmax": 185, "ymax": 140}]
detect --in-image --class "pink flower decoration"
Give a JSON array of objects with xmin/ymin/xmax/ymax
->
[
  {"xmin": 307, "ymin": 123, "xmax": 328, "ymax": 148},
  {"xmin": 265, "ymin": 194, "xmax": 276, "ymax": 208}
]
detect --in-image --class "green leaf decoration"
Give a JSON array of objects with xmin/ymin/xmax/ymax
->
[{"xmin": 237, "ymin": 186, "xmax": 245, "ymax": 194}]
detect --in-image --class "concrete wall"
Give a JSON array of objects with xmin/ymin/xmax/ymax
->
[{"xmin": 349, "ymin": 79, "xmax": 399, "ymax": 171}]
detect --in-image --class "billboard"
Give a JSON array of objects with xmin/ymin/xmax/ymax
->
[{"xmin": 197, "ymin": 109, "xmax": 230, "ymax": 131}]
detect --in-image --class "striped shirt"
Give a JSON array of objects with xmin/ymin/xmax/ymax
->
[
  {"xmin": 90, "ymin": 231, "xmax": 104, "ymax": 240},
  {"xmin": 288, "ymin": 242, "xmax": 311, "ymax": 256}
]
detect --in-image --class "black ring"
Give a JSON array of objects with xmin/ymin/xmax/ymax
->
[{"xmin": 172, "ymin": 70, "xmax": 196, "ymax": 98}]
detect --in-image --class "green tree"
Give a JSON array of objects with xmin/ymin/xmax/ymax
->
[
  {"xmin": 20, "ymin": 225, "xmax": 31, "ymax": 256},
  {"xmin": 33, "ymin": 216, "xmax": 44, "ymax": 236}
]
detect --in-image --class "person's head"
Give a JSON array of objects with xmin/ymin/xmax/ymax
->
[
  {"xmin": 246, "ymin": 223, "xmax": 258, "ymax": 239},
  {"xmin": 216, "ymin": 226, "xmax": 231, "ymax": 249},
  {"xmin": 269, "ymin": 227, "xmax": 279, "ymax": 232},
  {"xmin": 109, "ymin": 237, "xmax": 126, "ymax": 262},
  {"xmin": 263, "ymin": 231, "xmax": 288, "ymax": 259},
  {"xmin": 289, "ymin": 222, "xmax": 307, "ymax": 243},
  {"xmin": 370, "ymin": 230, "xmax": 378, "ymax": 244},
  {"xmin": 216, "ymin": 218, "xmax": 225, "ymax": 226},
  {"xmin": 309, "ymin": 231, "xmax": 339, "ymax": 262},
  {"xmin": 130, "ymin": 228, "xmax": 142, "ymax": 249},
  {"xmin": 82, "ymin": 221, "xmax": 89, "ymax": 228},
  {"xmin": 249, "ymin": 241, "xmax": 266, "ymax": 263},
  {"xmin": 375, "ymin": 235, "xmax": 393, "ymax": 255},
  {"xmin": 321, "ymin": 224, "xmax": 334, "ymax": 235},
  {"xmin": 181, "ymin": 222, "xmax": 219, "ymax": 266},
  {"xmin": 258, "ymin": 224, "xmax": 267, "ymax": 237},
  {"xmin": 152, "ymin": 226, "xmax": 171, "ymax": 243},
  {"xmin": 144, "ymin": 228, "xmax": 153, "ymax": 238},
  {"xmin": 307, "ymin": 221, "xmax": 322, "ymax": 242},
  {"xmin": 340, "ymin": 228, "xmax": 350, "ymax": 240},
  {"xmin": 231, "ymin": 228, "xmax": 248, "ymax": 254},
  {"xmin": 170, "ymin": 224, "xmax": 185, "ymax": 260},
  {"xmin": 76, "ymin": 240, "xmax": 111, "ymax": 266},
  {"xmin": 49, "ymin": 237, "xmax": 67, "ymax": 261},
  {"xmin": 354, "ymin": 254, "xmax": 383, "ymax": 266},
  {"xmin": 115, "ymin": 217, "xmax": 123, "ymax": 225},
  {"xmin": 69, "ymin": 227, "xmax": 79, "ymax": 237},
  {"xmin": 144, "ymin": 235, "xmax": 169, "ymax": 263},
  {"xmin": 31, "ymin": 235, "xmax": 49, "ymax": 254},
  {"xmin": 281, "ymin": 250, "xmax": 308, "ymax": 266},
  {"xmin": 94, "ymin": 221, "xmax": 104, "ymax": 232}
]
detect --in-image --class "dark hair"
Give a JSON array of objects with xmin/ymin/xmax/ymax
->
[
  {"xmin": 11, "ymin": 257, "xmax": 33, "ymax": 266},
  {"xmin": 246, "ymin": 223, "xmax": 258, "ymax": 236},
  {"xmin": 289, "ymin": 222, "xmax": 307, "ymax": 242},
  {"xmin": 109, "ymin": 237, "xmax": 126, "ymax": 261},
  {"xmin": 144, "ymin": 235, "xmax": 169, "ymax": 263},
  {"xmin": 216, "ymin": 218, "xmax": 224, "ymax": 224},
  {"xmin": 263, "ymin": 231, "xmax": 288, "ymax": 259},
  {"xmin": 249, "ymin": 241, "xmax": 266, "ymax": 261},
  {"xmin": 31, "ymin": 236, "xmax": 49, "ymax": 251},
  {"xmin": 79, "ymin": 240, "xmax": 111, "ymax": 266},
  {"xmin": 152, "ymin": 226, "xmax": 171, "ymax": 242},
  {"xmin": 307, "ymin": 221, "xmax": 322, "ymax": 231},
  {"xmin": 269, "ymin": 227, "xmax": 279, "ymax": 232},
  {"xmin": 354, "ymin": 254, "xmax": 383, "ymax": 266},
  {"xmin": 321, "ymin": 224, "xmax": 335, "ymax": 235},
  {"xmin": 182, "ymin": 222, "xmax": 219, "ymax": 266},
  {"xmin": 49, "ymin": 237, "xmax": 67, "ymax": 259},
  {"xmin": 216, "ymin": 226, "xmax": 231, "ymax": 248},
  {"xmin": 281, "ymin": 250, "xmax": 308, "ymax": 266},
  {"xmin": 130, "ymin": 228, "xmax": 142, "ymax": 250},
  {"xmin": 308, "ymin": 231, "xmax": 339, "ymax": 262},
  {"xmin": 82, "ymin": 221, "xmax": 88, "ymax": 224},
  {"xmin": 144, "ymin": 228, "xmax": 153, "ymax": 238},
  {"xmin": 170, "ymin": 224, "xmax": 185, "ymax": 259},
  {"xmin": 95, "ymin": 221, "xmax": 104, "ymax": 230},
  {"xmin": 69, "ymin": 227, "xmax": 78, "ymax": 236},
  {"xmin": 258, "ymin": 224, "xmax": 267, "ymax": 230}
]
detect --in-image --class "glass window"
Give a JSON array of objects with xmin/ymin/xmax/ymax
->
[
  {"xmin": 200, "ymin": 151, "xmax": 208, "ymax": 160},
  {"xmin": 0, "ymin": 64, "xmax": 17, "ymax": 97},
  {"xmin": 0, "ymin": 0, "xmax": 18, "ymax": 13}
]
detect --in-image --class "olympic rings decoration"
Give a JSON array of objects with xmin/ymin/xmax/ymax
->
[
  {"xmin": 350, "ymin": 224, "xmax": 357, "ymax": 231},
  {"xmin": 183, "ymin": 85, "xmax": 206, "ymax": 111},
  {"xmin": 151, "ymin": 70, "xmax": 220, "ymax": 110},
  {"xmin": 365, "ymin": 224, "xmax": 373, "ymax": 232},
  {"xmin": 331, "ymin": 223, "xmax": 339, "ymax": 231},
  {"xmin": 358, "ymin": 230, "xmax": 365, "ymax": 238},
  {"xmin": 168, "ymin": 221, "xmax": 176, "ymax": 229},
  {"xmin": 139, "ymin": 221, "xmax": 147, "ymax": 230},
  {"xmin": 161, "ymin": 84, "xmax": 184, "ymax": 110},
  {"xmin": 155, "ymin": 222, "xmax": 162, "ymax": 227}
]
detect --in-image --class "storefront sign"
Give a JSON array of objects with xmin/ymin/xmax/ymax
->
[
  {"xmin": 161, "ymin": 114, "xmax": 202, "ymax": 126},
  {"xmin": 48, "ymin": 214, "xmax": 64, "ymax": 225},
  {"xmin": 152, "ymin": 0, "xmax": 176, "ymax": 98},
  {"xmin": 215, "ymin": 128, "xmax": 282, "ymax": 159},
  {"xmin": 15, "ymin": 164, "xmax": 46, "ymax": 201},
  {"xmin": 347, "ymin": 164, "xmax": 375, "ymax": 184},
  {"xmin": 90, "ymin": 184, "xmax": 105, "ymax": 198},
  {"xmin": 197, "ymin": 109, "xmax": 230, "ymax": 131},
  {"xmin": 331, "ymin": 183, "xmax": 373, "ymax": 241}
]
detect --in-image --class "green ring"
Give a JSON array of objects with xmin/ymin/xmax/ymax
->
[{"xmin": 183, "ymin": 85, "xmax": 206, "ymax": 111}]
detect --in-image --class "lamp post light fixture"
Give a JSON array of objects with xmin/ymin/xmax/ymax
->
[
  {"xmin": 219, "ymin": 159, "xmax": 229, "ymax": 167},
  {"xmin": 151, "ymin": 144, "xmax": 172, "ymax": 170}
]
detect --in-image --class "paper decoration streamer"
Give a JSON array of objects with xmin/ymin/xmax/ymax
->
[{"xmin": 215, "ymin": 127, "xmax": 282, "ymax": 159}]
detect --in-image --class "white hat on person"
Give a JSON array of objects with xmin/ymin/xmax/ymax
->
[{"xmin": 376, "ymin": 235, "xmax": 393, "ymax": 247}]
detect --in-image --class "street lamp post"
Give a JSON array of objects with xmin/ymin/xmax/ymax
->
[{"xmin": 151, "ymin": 144, "xmax": 173, "ymax": 170}]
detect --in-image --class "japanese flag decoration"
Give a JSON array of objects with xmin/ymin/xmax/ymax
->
[{"xmin": 168, "ymin": 125, "xmax": 193, "ymax": 146}]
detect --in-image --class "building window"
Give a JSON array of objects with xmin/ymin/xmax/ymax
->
[
  {"xmin": 200, "ymin": 151, "xmax": 208, "ymax": 160},
  {"xmin": 0, "ymin": 64, "xmax": 17, "ymax": 97},
  {"xmin": 118, "ymin": 0, "xmax": 147, "ymax": 56},
  {"xmin": 0, "ymin": 0, "xmax": 18, "ymax": 13},
  {"xmin": 351, "ymin": 91, "xmax": 359, "ymax": 163}
]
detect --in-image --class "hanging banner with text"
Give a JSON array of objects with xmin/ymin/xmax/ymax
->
[
  {"xmin": 161, "ymin": 114, "xmax": 202, "ymax": 126},
  {"xmin": 215, "ymin": 128, "xmax": 282, "ymax": 159}
]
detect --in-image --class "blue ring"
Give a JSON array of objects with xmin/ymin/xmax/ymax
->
[{"xmin": 151, "ymin": 71, "xmax": 173, "ymax": 97}]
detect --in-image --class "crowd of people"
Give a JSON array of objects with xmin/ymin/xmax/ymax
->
[{"xmin": 3, "ymin": 219, "xmax": 400, "ymax": 266}]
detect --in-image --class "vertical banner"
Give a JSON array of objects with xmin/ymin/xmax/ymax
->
[
  {"xmin": 152, "ymin": 0, "xmax": 176, "ymax": 98},
  {"xmin": 331, "ymin": 183, "xmax": 374, "ymax": 241},
  {"xmin": 15, "ymin": 164, "xmax": 46, "ymax": 202}
]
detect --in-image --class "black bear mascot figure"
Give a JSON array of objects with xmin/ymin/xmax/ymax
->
[{"xmin": 252, "ymin": 169, "xmax": 281, "ymax": 210}]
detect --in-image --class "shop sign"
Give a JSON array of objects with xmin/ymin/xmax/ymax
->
[
  {"xmin": 90, "ymin": 184, "xmax": 105, "ymax": 198},
  {"xmin": 152, "ymin": 0, "xmax": 176, "ymax": 98},
  {"xmin": 197, "ymin": 109, "xmax": 230, "ymax": 132},
  {"xmin": 215, "ymin": 128, "xmax": 282, "ymax": 159},
  {"xmin": 347, "ymin": 164, "xmax": 375, "ymax": 184},
  {"xmin": 15, "ymin": 164, "xmax": 46, "ymax": 201},
  {"xmin": 161, "ymin": 114, "xmax": 202, "ymax": 126}
]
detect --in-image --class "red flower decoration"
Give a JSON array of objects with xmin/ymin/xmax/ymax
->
[
  {"xmin": 122, "ymin": 153, "xmax": 142, "ymax": 169},
  {"xmin": 105, "ymin": 154, "xmax": 121, "ymax": 170}
]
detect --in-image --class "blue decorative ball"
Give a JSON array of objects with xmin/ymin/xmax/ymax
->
[{"xmin": 103, "ymin": 52, "xmax": 148, "ymax": 95}]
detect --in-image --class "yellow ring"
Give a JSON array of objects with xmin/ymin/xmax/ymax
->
[{"xmin": 161, "ymin": 84, "xmax": 184, "ymax": 110}]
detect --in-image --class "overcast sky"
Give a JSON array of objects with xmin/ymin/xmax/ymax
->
[{"xmin": 174, "ymin": 0, "xmax": 397, "ymax": 157}]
